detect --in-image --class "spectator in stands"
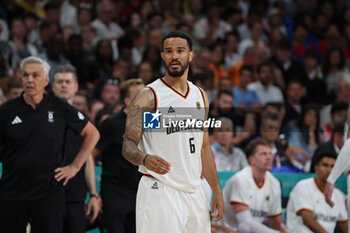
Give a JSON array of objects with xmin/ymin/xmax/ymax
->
[
  {"xmin": 284, "ymin": 79, "xmax": 306, "ymax": 125},
  {"xmin": 221, "ymin": 138, "xmax": 289, "ymax": 232},
  {"xmin": 111, "ymin": 57, "xmax": 133, "ymax": 84},
  {"xmin": 287, "ymin": 150, "xmax": 348, "ymax": 233},
  {"xmin": 30, "ymin": 21, "xmax": 59, "ymax": 55},
  {"xmin": 284, "ymin": 105, "xmax": 324, "ymax": 172},
  {"xmin": 99, "ymin": 79, "xmax": 120, "ymax": 109},
  {"xmin": 209, "ymin": 90, "xmax": 236, "ymax": 124},
  {"xmin": 74, "ymin": 6, "xmax": 93, "ymax": 33},
  {"xmin": 91, "ymin": 0, "xmax": 124, "ymax": 41},
  {"xmin": 80, "ymin": 25, "xmax": 97, "ymax": 54},
  {"xmin": 43, "ymin": 1, "xmax": 61, "ymax": 25},
  {"xmin": 193, "ymin": 3, "xmax": 231, "ymax": 47},
  {"xmin": 4, "ymin": 78, "xmax": 23, "ymax": 100},
  {"xmin": 92, "ymin": 39, "xmax": 114, "ymax": 81},
  {"xmin": 304, "ymin": 49, "xmax": 327, "ymax": 104},
  {"xmin": 311, "ymin": 124, "xmax": 345, "ymax": 172},
  {"xmin": 142, "ymin": 45, "xmax": 164, "ymax": 78},
  {"xmin": 233, "ymin": 64, "xmax": 261, "ymax": 114},
  {"xmin": 260, "ymin": 113, "xmax": 292, "ymax": 169},
  {"xmin": 135, "ymin": 61, "xmax": 154, "ymax": 85},
  {"xmin": 322, "ymin": 46, "xmax": 346, "ymax": 94},
  {"xmin": 8, "ymin": 17, "xmax": 36, "ymax": 70},
  {"xmin": 73, "ymin": 90, "xmax": 89, "ymax": 114},
  {"xmin": 238, "ymin": 20, "xmax": 264, "ymax": 57},
  {"xmin": 147, "ymin": 28, "xmax": 163, "ymax": 50},
  {"xmin": 211, "ymin": 117, "xmax": 248, "ymax": 171},
  {"xmin": 224, "ymin": 31, "xmax": 241, "ymax": 70},
  {"xmin": 322, "ymin": 102, "xmax": 348, "ymax": 140},
  {"xmin": 270, "ymin": 38, "xmax": 308, "ymax": 86},
  {"xmin": 190, "ymin": 48, "xmax": 211, "ymax": 75},
  {"xmin": 87, "ymin": 99, "xmax": 105, "ymax": 125},
  {"xmin": 39, "ymin": 33, "xmax": 71, "ymax": 82},
  {"xmin": 191, "ymin": 69, "xmax": 216, "ymax": 103},
  {"xmin": 247, "ymin": 61, "xmax": 284, "ymax": 106},
  {"xmin": 208, "ymin": 41, "xmax": 228, "ymax": 86}
]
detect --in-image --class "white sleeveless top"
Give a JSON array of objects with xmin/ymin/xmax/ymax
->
[{"xmin": 138, "ymin": 78, "xmax": 206, "ymax": 193}]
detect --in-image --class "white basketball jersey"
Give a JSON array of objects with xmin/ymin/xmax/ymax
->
[
  {"xmin": 287, "ymin": 178, "xmax": 347, "ymax": 233},
  {"xmin": 138, "ymin": 78, "xmax": 206, "ymax": 193},
  {"xmin": 222, "ymin": 166, "xmax": 282, "ymax": 230}
]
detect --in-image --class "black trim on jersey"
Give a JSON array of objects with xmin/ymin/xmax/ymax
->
[
  {"xmin": 160, "ymin": 78, "xmax": 190, "ymax": 99},
  {"xmin": 148, "ymin": 87, "xmax": 158, "ymax": 111}
]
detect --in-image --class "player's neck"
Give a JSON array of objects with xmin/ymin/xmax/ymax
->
[
  {"xmin": 251, "ymin": 166, "xmax": 266, "ymax": 187},
  {"xmin": 163, "ymin": 72, "xmax": 189, "ymax": 95},
  {"xmin": 23, "ymin": 93, "xmax": 44, "ymax": 109},
  {"xmin": 314, "ymin": 176, "xmax": 326, "ymax": 192}
]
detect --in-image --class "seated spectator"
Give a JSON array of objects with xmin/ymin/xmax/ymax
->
[
  {"xmin": 73, "ymin": 90, "xmax": 89, "ymax": 114},
  {"xmin": 224, "ymin": 31, "xmax": 241, "ymax": 70},
  {"xmin": 221, "ymin": 139, "xmax": 289, "ymax": 232},
  {"xmin": 260, "ymin": 113, "xmax": 292, "ymax": 169},
  {"xmin": 247, "ymin": 61, "xmax": 284, "ymax": 106},
  {"xmin": 284, "ymin": 105, "xmax": 324, "ymax": 172},
  {"xmin": 311, "ymin": 124, "xmax": 345, "ymax": 172},
  {"xmin": 5, "ymin": 78, "xmax": 23, "ymax": 100},
  {"xmin": 211, "ymin": 117, "xmax": 248, "ymax": 171},
  {"xmin": 191, "ymin": 69, "xmax": 216, "ymax": 103},
  {"xmin": 135, "ymin": 61, "xmax": 154, "ymax": 85},
  {"xmin": 99, "ymin": 79, "xmax": 120, "ymax": 109},
  {"xmin": 284, "ymin": 79, "xmax": 306, "ymax": 125},
  {"xmin": 322, "ymin": 102, "xmax": 347, "ymax": 141},
  {"xmin": 87, "ymin": 99, "xmax": 105, "ymax": 125},
  {"xmin": 238, "ymin": 20, "xmax": 264, "ymax": 57},
  {"xmin": 287, "ymin": 150, "xmax": 348, "ymax": 233},
  {"xmin": 209, "ymin": 90, "xmax": 237, "ymax": 126},
  {"xmin": 208, "ymin": 40, "xmax": 228, "ymax": 86},
  {"xmin": 270, "ymin": 38, "xmax": 308, "ymax": 87},
  {"xmin": 233, "ymin": 64, "xmax": 261, "ymax": 114},
  {"xmin": 304, "ymin": 49, "xmax": 327, "ymax": 104},
  {"xmin": 322, "ymin": 47, "xmax": 347, "ymax": 95},
  {"xmin": 91, "ymin": 0, "xmax": 124, "ymax": 41}
]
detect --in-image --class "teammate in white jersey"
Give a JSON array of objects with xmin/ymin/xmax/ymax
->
[
  {"xmin": 287, "ymin": 150, "xmax": 348, "ymax": 233},
  {"xmin": 222, "ymin": 138, "xmax": 289, "ymax": 233},
  {"xmin": 122, "ymin": 30, "xmax": 225, "ymax": 233}
]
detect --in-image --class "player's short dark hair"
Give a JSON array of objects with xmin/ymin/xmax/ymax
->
[
  {"xmin": 245, "ymin": 138, "xmax": 270, "ymax": 158},
  {"xmin": 161, "ymin": 30, "xmax": 193, "ymax": 51},
  {"xmin": 313, "ymin": 149, "xmax": 337, "ymax": 167},
  {"xmin": 240, "ymin": 64, "xmax": 253, "ymax": 74}
]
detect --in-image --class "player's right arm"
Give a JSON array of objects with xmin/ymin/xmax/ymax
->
[{"xmin": 122, "ymin": 88, "xmax": 170, "ymax": 174}]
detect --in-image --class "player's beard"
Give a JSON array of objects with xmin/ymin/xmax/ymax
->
[{"xmin": 166, "ymin": 60, "xmax": 189, "ymax": 78}]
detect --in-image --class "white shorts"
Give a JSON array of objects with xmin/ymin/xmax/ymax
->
[{"xmin": 136, "ymin": 175, "xmax": 210, "ymax": 233}]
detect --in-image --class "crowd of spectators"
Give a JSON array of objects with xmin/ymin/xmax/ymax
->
[{"xmin": 1, "ymin": 0, "xmax": 350, "ymax": 173}]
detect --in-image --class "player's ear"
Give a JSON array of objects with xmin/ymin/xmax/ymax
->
[{"xmin": 189, "ymin": 50, "xmax": 194, "ymax": 62}]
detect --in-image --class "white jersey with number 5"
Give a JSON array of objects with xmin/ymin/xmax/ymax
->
[{"xmin": 138, "ymin": 78, "xmax": 206, "ymax": 193}]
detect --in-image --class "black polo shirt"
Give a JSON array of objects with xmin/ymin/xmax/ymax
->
[
  {"xmin": 0, "ymin": 93, "xmax": 88, "ymax": 201},
  {"xmin": 63, "ymin": 129, "xmax": 86, "ymax": 202},
  {"xmin": 97, "ymin": 110, "xmax": 141, "ymax": 191}
]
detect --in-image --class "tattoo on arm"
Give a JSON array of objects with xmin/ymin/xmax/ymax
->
[{"xmin": 122, "ymin": 88, "xmax": 155, "ymax": 165}]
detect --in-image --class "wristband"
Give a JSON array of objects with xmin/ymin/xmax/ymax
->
[
  {"xmin": 90, "ymin": 193, "xmax": 99, "ymax": 199},
  {"xmin": 142, "ymin": 154, "xmax": 151, "ymax": 166}
]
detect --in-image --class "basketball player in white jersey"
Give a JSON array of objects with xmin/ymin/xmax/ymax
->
[
  {"xmin": 324, "ymin": 105, "xmax": 350, "ymax": 229},
  {"xmin": 122, "ymin": 31, "xmax": 225, "ymax": 233},
  {"xmin": 222, "ymin": 138, "xmax": 289, "ymax": 233},
  {"xmin": 287, "ymin": 150, "xmax": 348, "ymax": 233}
]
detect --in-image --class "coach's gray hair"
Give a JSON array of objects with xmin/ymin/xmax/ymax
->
[
  {"xmin": 54, "ymin": 65, "xmax": 78, "ymax": 82},
  {"xmin": 20, "ymin": 56, "xmax": 50, "ymax": 77}
]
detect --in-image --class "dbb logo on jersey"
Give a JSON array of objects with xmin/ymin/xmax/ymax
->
[{"xmin": 143, "ymin": 110, "xmax": 161, "ymax": 129}]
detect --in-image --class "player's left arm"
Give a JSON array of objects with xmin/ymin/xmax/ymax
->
[{"xmin": 199, "ymin": 87, "xmax": 225, "ymax": 221}]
